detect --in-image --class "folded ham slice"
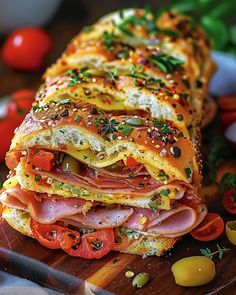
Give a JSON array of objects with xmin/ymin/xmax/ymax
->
[{"xmin": 1, "ymin": 187, "xmax": 87, "ymax": 224}]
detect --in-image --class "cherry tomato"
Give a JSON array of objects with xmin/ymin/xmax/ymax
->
[
  {"xmin": 64, "ymin": 228, "xmax": 115, "ymax": 259},
  {"xmin": 222, "ymin": 189, "xmax": 236, "ymax": 214},
  {"xmin": 0, "ymin": 118, "xmax": 16, "ymax": 162},
  {"xmin": 190, "ymin": 213, "xmax": 224, "ymax": 241},
  {"xmin": 7, "ymin": 89, "xmax": 35, "ymax": 124},
  {"xmin": 30, "ymin": 220, "xmax": 81, "ymax": 250},
  {"xmin": 2, "ymin": 27, "xmax": 52, "ymax": 71},
  {"xmin": 217, "ymin": 96, "xmax": 236, "ymax": 112},
  {"xmin": 125, "ymin": 157, "xmax": 139, "ymax": 167}
]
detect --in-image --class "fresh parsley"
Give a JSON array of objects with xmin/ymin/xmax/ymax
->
[
  {"xmin": 67, "ymin": 67, "xmax": 91, "ymax": 86},
  {"xmin": 102, "ymin": 31, "xmax": 117, "ymax": 48},
  {"xmin": 107, "ymin": 69, "xmax": 118, "ymax": 83},
  {"xmin": 148, "ymin": 53, "xmax": 184, "ymax": 74},
  {"xmin": 200, "ymin": 244, "xmax": 230, "ymax": 260},
  {"xmin": 118, "ymin": 123, "xmax": 133, "ymax": 137},
  {"xmin": 152, "ymin": 120, "xmax": 171, "ymax": 134},
  {"xmin": 185, "ymin": 167, "xmax": 192, "ymax": 178}
]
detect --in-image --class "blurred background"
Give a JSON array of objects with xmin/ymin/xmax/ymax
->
[{"xmin": 0, "ymin": 0, "xmax": 236, "ymax": 181}]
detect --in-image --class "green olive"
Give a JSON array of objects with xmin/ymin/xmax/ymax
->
[
  {"xmin": 171, "ymin": 256, "xmax": 215, "ymax": 287},
  {"xmin": 62, "ymin": 155, "xmax": 80, "ymax": 174},
  {"xmin": 132, "ymin": 272, "xmax": 149, "ymax": 288},
  {"xmin": 226, "ymin": 220, "xmax": 236, "ymax": 245}
]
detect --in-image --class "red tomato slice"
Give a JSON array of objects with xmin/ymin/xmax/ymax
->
[
  {"xmin": 217, "ymin": 96, "xmax": 236, "ymax": 112},
  {"xmin": 64, "ymin": 228, "xmax": 115, "ymax": 259},
  {"xmin": 30, "ymin": 220, "xmax": 81, "ymax": 250},
  {"xmin": 125, "ymin": 157, "xmax": 138, "ymax": 167},
  {"xmin": 222, "ymin": 189, "xmax": 236, "ymax": 214},
  {"xmin": 2, "ymin": 27, "xmax": 52, "ymax": 71},
  {"xmin": 190, "ymin": 213, "xmax": 224, "ymax": 241},
  {"xmin": 32, "ymin": 150, "xmax": 55, "ymax": 171}
]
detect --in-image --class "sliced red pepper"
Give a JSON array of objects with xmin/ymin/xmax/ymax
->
[
  {"xmin": 125, "ymin": 157, "xmax": 139, "ymax": 167},
  {"xmin": 32, "ymin": 150, "xmax": 55, "ymax": 171}
]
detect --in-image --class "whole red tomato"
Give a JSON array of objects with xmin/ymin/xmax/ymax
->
[{"xmin": 2, "ymin": 27, "xmax": 52, "ymax": 71}]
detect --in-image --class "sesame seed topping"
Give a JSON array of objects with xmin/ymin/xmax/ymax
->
[{"xmin": 117, "ymin": 136, "xmax": 122, "ymax": 140}]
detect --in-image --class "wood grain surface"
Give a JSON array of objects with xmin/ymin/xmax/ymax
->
[{"xmin": 0, "ymin": 2, "xmax": 236, "ymax": 294}]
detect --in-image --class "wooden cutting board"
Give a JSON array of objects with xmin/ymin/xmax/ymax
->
[{"xmin": 0, "ymin": 181, "xmax": 235, "ymax": 295}]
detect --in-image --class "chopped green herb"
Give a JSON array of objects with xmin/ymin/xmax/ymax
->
[
  {"xmin": 60, "ymin": 109, "xmax": 69, "ymax": 117},
  {"xmin": 185, "ymin": 167, "xmax": 192, "ymax": 178},
  {"xmin": 82, "ymin": 26, "xmax": 93, "ymax": 33},
  {"xmin": 102, "ymin": 31, "xmax": 117, "ymax": 48},
  {"xmin": 182, "ymin": 78, "xmax": 190, "ymax": 88},
  {"xmin": 129, "ymin": 172, "xmax": 135, "ymax": 179},
  {"xmin": 112, "ymin": 133, "xmax": 117, "ymax": 140},
  {"xmin": 117, "ymin": 50, "xmax": 129, "ymax": 59},
  {"xmin": 200, "ymin": 244, "xmax": 230, "ymax": 260},
  {"xmin": 35, "ymin": 175, "xmax": 40, "ymax": 182},
  {"xmin": 0, "ymin": 182, "xmax": 3, "ymax": 189},
  {"xmin": 80, "ymin": 66, "xmax": 91, "ymax": 78},
  {"xmin": 94, "ymin": 115, "xmax": 103, "ymax": 127},
  {"xmin": 179, "ymin": 93, "xmax": 188, "ymax": 100},
  {"xmin": 59, "ymin": 98, "xmax": 70, "ymax": 105},
  {"xmin": 177, "ymin": 114, "xmax": 183, "ymax": 121},
  {"xmin": 178, "ymin": 131, "xmax": 184, "ymax": 137},
  {"xmin": 148, "ymin": 198, "xmax": 161, "ymax": 213},
  {"xmin": 148, "ymin": 54, "xmax": 184, "ymax": 74},
  {"xmin": 32, "ymin": 105, "xmax": 40, "ymax": 113},
  {"xmin": 118, "ymin": 123, "xmax": 133, "ymax": 137},
  {"xmin": 74, "ymin": 116, "xmax": 81, "ymax": 123},
  {"xmin": 160, "ymin": 189, "xmax": 170, "ymax": 196},
  {"xmin": 107, "ymin": 69, "xmax": 118, "ymax": 83},
  {"xmin": 102, "ymin": 135, "xmax": 111, "ymax": 142},
  {"xmin": 159, "ymin": 29, "xmax": 180, "ymax": 37}
]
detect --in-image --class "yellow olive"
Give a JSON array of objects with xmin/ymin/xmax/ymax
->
[
  {"xmin": 62, "ymin": 155, "xmax": 80, "ymax": 174},
  {"xmin": 226, "ymin": 220, "xmax": 236, "ymax": 246},
  {"xmin": 171, "ymin": 256, "xmax": 215, "ymax": 287}
]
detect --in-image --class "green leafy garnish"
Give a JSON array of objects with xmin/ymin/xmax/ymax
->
[
  {"xmin": 102, "ymin": 31, "xmax": 117, "ymax": 48},
  {"xmin": 200, "ymin": 244, "xmax": 230, "ymax": 260},
  {"xmin": 107, "ymin": 69, "xmax": 118, "ymax": 83},
  {"xmin": 160, "ymin": 189, "xmax": 170, "ymax": 196},
  {"xmin": 148, "ymin": 54, "xmax": 184, "ymax": 74},
  {"xmin": 82, "ymin": 26, "xmax": 93, "ymax": 33},
  {"xmin": 129, "ymin": 172, "xmax": 135, "ymax": 179},
  {"xmin": 67, "ymin": 67, "xmax": 91, "ymax": 86},
  {"xmin": 185, "ymin": 167, "xmax": 192, "ymax": 178},
  {"xmin": 152, "ymin": 120, "xmax": 171, "ymax": 134},
  {"xmin": 118, "ymin": 123, "xmax": 133, "ymax": 137},
  {"xmin": 99, "ymin": 118, "xmax": 118, "ymax": 135},
  {"xmin": 218, "ymin": 173, "xmax": 236, "ymax": 193},
  {"xmin": 32, "ymin": 105, "xmax": 40, "ymax": 113}
]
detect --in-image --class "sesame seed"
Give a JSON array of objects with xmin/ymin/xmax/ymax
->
[
  {"xmin": 87, "ymin": 121, "xmax": 92, "ymax": 125},
  {"xmin": 151, "ymin": 140, "xmax": 155, "ymax": 143},
  {"xmin": 117, "ymin": 136, "xmax": 122, "ymax": 140},
  {"xmin": 72, "ymin": 108, "xmax": 77, "ymax": 112},
  {"xmin": 144, "ymin": 140, "xmax": 148, "ymax": 144},
  {"xmin": 92, "ymin": 78, "xmax": 97, "ymax": 83},
  {"xmin": 139, "ymin": 216, "xmax": 148, "ymax": 225},
  {"xmin": 166, "ymin": 74, "xmax": 172, "ymax": 79},
  {"xmin": 160, "ymin": 148, "xmax": 167, "ymax": 157},
  {"xmin": 173, "ymin": 94, "xmax": 180, "ymax": 100},
  {"xmin": 125, "ymin": 271, "xmax": 134, "ymax": 278},
  {"xmin": 169, "ymin": 80, "xmax": 175, "ymax": 84}
]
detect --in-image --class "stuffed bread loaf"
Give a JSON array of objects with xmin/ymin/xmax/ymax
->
[{"xmin": 1, "ymin": 8, "xmax": 215, "ymax": 258}]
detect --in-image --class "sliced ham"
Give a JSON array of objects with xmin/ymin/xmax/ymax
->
[
  {"xmin": 1, "ymin": 187, "xmax": 87, "ymax": 224},
  {"xmin": 124, "ymin": 208, "xmax": 159, "ymax": 230},
  {"xmin": 66, "ymin": 208, "xmax": 134, "ymax": 229},
  {"xmin": 146, "ymin": 204, "xmax": 207, "ymax": 238}
]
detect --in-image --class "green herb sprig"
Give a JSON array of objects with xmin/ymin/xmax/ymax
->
[
  {"xmin": 148, "ymin": 53, "xmax": 184, "ymax": 74},
  {"xmin": 200, "ymin": 244, "xmax": 230, "ymax": 260}
]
